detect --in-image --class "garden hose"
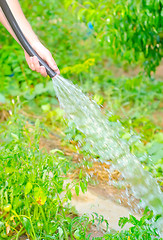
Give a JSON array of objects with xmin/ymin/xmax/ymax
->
[{"xmin": 0, "ymin": 0, "xmax": 57, "ymax": 78}]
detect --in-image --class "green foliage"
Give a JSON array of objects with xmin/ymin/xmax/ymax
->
[
  {"xmin": 65, "ymin": 0, "xmax": 163, "ymax": 74},
  {"xmin": 0, "ymin": 1, "xmax": 163, "ymax": 238},
  {"xmin": 92, "ymin": 209, "xmax": 162, "ymax": 240},
  {"xmin": 0, "ymin": 104, "xmax": 162, "ymax": 239},
  {"xmin": 1, "ymin": 0, "xmax": 161, "ymax": 188},
  {"xmin": 0, "ymin": 108, "xmax": 89, "ymax": 239}
]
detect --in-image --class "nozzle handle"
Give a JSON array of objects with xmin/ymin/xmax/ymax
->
[{"xmin": 0, "ymin": 0, "xmax": 57, "ymax": 78}]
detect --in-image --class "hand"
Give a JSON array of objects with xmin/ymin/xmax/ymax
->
[{"xmin": 24, "ymin": 41, "xmax": 60, "ymax": 77}]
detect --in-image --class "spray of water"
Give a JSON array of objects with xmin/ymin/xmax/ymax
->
[{"xmin": 53, "ymin": 75, "xmax": 163, "ymax": 231}]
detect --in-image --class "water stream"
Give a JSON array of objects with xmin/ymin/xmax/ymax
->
[{"xmin": 53, "ymin": 75, "xmax": 163, "ymax": 232}]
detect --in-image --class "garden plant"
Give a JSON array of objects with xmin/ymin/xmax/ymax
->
[{"xmin": 0, "ymin": 0, "xmax": 163, "ymax": 239}]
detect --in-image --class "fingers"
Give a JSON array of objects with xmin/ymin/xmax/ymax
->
[
  {"xmin": 40, "ymin": 66, "xmax": 47, "ymax": 77},
  {"xmin": 29, "ymin": 60, "xmax": 35, "ymax": 71},
  {"xmin": 28, "ymin": 56, "xmax": 47, "ymax": 77},
  {"xmin": 33, "ymin": 56, "xmax": 41, "ymax": 73},
  {"xmin": 26, "ymin": 53, "xmax": 60, "ymax": 77},
  {"xmin": 46, "ymin": 53, "xmax": 60, "ymax": 75}
]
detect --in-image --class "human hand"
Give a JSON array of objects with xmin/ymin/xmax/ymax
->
[{"xmin": 24, "ymin": 41, "xmax": 60, "ymax": 77}]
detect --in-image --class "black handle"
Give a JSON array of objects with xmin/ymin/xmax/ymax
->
[{"xmin": 0, "ymin": 0, "xmax": 57, "ymax": 78}]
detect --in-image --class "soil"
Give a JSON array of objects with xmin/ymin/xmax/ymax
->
[
  {"xmin": 107, "ymin": 61, "xmax": 163, "ymax": 80},
  {"xmin": 40, "ymin": 134, "xmax": 141, "ymax": 212},
  {"xmin": 0, "ymin": 108, "xmax": 9, "ymax": 122},
  {"xmin": 18, "ymin": 236, "xmax": 29, "ymax": 240},
  {"xmin": 151, "ymin": 101, "xmax": 163, "ymax": 129},
  {"xmin": 155, "ymin": 62, "xmax": 163, "ymax": 79},
  {"xmin": 40, "ymin": 133, "xmax": 82, "ymax": 162},
  {"xmin": 39, "ymin": 133, "xmax": 142, "ymax": 234}
]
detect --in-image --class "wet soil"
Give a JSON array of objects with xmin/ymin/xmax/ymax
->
[
  {"xmin": 40, "ymin": 133, "xmax": 142, "ymax": 232},
  {"xmin": 71, "ymin": 186, "xmax": 140, "ymax": 231},
  {"xmin": 40, "ymin": 133, "xmax": 81, "ymax": 162},
  {"xmin": 40, "ymin": 134, "xmax": 140, "ymax": 210}
]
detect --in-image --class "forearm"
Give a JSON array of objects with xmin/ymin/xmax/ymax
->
[
  {"xmin": 0, "ymin": 0, "xmax": 60, "ymax": 76},
  {"xmin": 0, "ymin": 0, "xmax": 39, "ymax": 47}
]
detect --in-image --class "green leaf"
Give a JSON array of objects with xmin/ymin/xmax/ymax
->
[
  {"xmin": 5, "ymin": 167, "xmax": 18, "ymax": 174},
  {"xmin": 118, "ymin": 216, "xmax": 129, "ymax": 228},
  {"xmin": 23, "ymin": 89, "xmax": 36, "ymax": 100},
  {"xmin": 0, "ymin": 94, "xmax": 6, "ymax": 103},
  {"xmin": 34, "ymin": 187, "xmax": 47, "ymax": 205},
  {"xmin": 35, "ymin": 118, "xmax": 40, "ymax": 129},
  {"xmin": 83, "ymin": 1, "xmax": 95, "ymax": 8},
  {"xmin": 67, "ymin": 189, "xmax": 72, "ymax": 200},
  {"xmin": 79, "ymin": 169, "xmax": 83, "ymax": 179},
  {"xmin": 11, "ymin": 133, "xmax": 19, "ymax": 141},
  {"xmin": 50, "ymin": 149, "xmax": 64, "ymax": 155},
  {"xmin": 22, "ymin": 217, "xmax": 31, "ymax": 234},
  {"xmin": 34, "ymin": 83, "xmax": 45, "ymax": 95},
  {"xmin": 129, "ymin": 215, "xmax": 139, "ymax": 225},
  {"xmin": 74, "ymin": 229, "xmax": 81, "ymax": 239},
  {"xmin": 41, "ymin": 104, "xmax": 51, "ymax": 112},
  {"xmin": 154, "ymin": 133, "xmax": 163, "ymax": 143},
  {"xmin": 0, "ymin": 221, "xmax": 4, "ymax": 229},
  {"xmin": 58, "ymin": 227, "xmax": 63, "ymax": 239},
  {"xmin": 147, "ymin": 142, "xmax": 163, "ymax": 161},
  {"xmin": 25, "ymin": 182, "xmax": 33, "ymax": 195},
  {"xmin": 75, "ymin": 184, "xmax": 80, "ymax": 196},
  {"xmin": 80, "ymin": 181, "xmax": 87, "ymax": 193}
]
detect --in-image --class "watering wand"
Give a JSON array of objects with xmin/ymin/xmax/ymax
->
[{"xmin": 0, "ymin": 0, "xmax": 57, "ymax": 78}]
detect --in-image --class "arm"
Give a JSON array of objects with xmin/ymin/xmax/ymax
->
[{"xmin": 0, "ymin": 0, "xmax": 60, "ymax": 76}]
